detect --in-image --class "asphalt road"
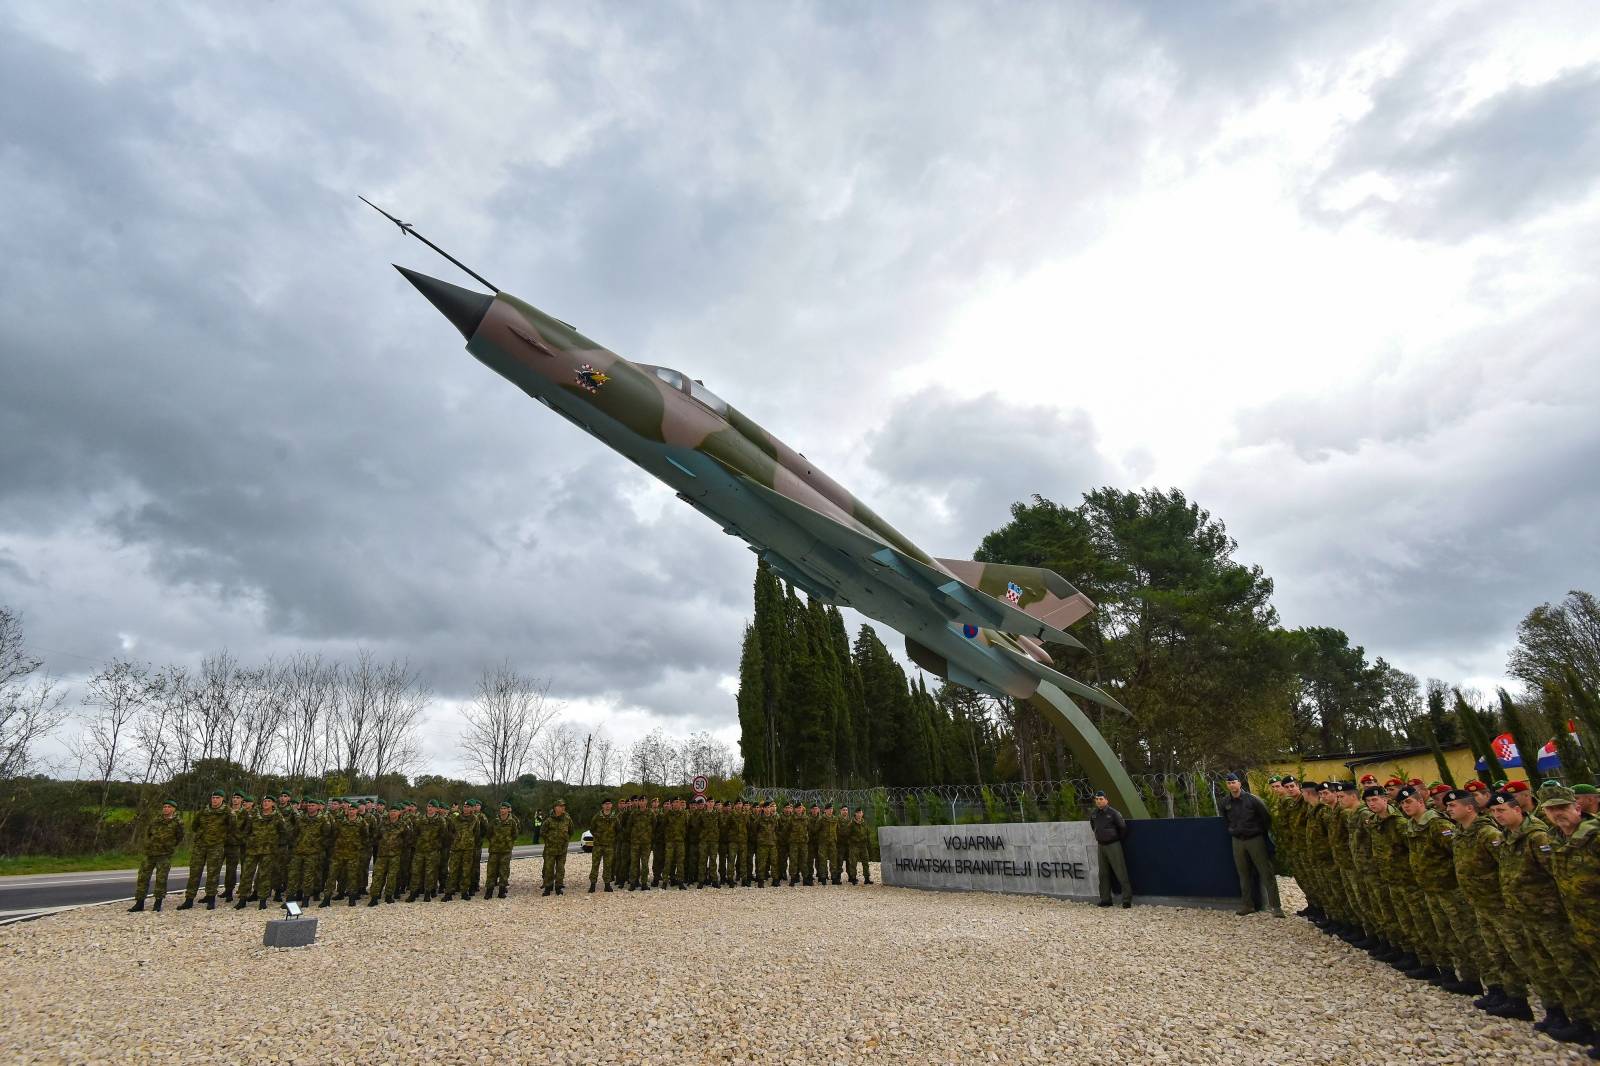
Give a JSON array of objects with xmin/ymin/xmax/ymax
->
[{"xmin": 0, "ymin": 843, "xmax": 580, "ymax": 924}]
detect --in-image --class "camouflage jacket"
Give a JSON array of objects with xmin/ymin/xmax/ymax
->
[
  {"xmin": 292, "ymin": 815, "xmax": 328, "ymax": 857},
  {"xmin": 1494, "ymin": 817, "xmax": 1564, "ymax": 923},
  {"xmin": 848, "ymin": 819, "xmax": 872, "ymax": 850},
  {"xmin": 755, "ymin": 816, "xmax": 777, "ymax": 848},
  {"xmin": 663, "ymin": 808, "xmax": 686, "ymax": 843},
  {"xmin": 225, "ymin": 806, "xmax": 247, "ymax": 847},
  {"xmin": 414, "ymin": 813, "xmax": 446, "ymax": 850},
  {"xmin": 1553, "ymin": 818, "xmax": 1600, "ymax": 949},
  {"xmin": 1368, "ymin": 809, "xmax": 1412, "ymax": 884},
  {"xmin": 190, "ymin": 805, "xmax": 231, "ymax": 849},
  {"xmin": 142, "ymin": 813, "xmax": 185, "ymax": 856},
  {"xmin": 815, "ymin": 815, "xmax": 838, "ymax": 849},
  {"xmin": 544, "ymin": 812, "xmax": 574, "ymax": 847},
  {"xmin": 331, "ymin": 817, "xmax": 369, "ymax": 859},
  {"xmin": 787, "ymin": 815, "xmax": 810, "ymax": 849},
  {"xmin": 628, "ymin": 809, "xmax": 652, "ymax": 847},
  {"xmin": 486, "ymin": 814, "xmax": 519, "ymax": 853},
  {"xmin": 1449, "ymin": 815, "xmax": 1505, "ymax": 913},
  {"xmin": 1327, "ymin": 807, "xmax": 1356, "ymax": 871},
  {"xmin": 651, "ymin": 807, "xmax": 666, "ymax": 845},
  {"xmin": 375, "ymin": 818, "xmax": 409, "ymax": 858},
  {"xmin": 589, "ymin": 810, "xmax": 617, "ymax": 847},
  {"xmin": 1406, "ymin": 809, "xmax": 1459, "ymax": 892},
  {"xmin": 245, "ymin": 811, "xmax": 287, "ymax": 855},
  {"xmin": 452, "ymin": 811, "xmax": 487, "ymax": 853}
]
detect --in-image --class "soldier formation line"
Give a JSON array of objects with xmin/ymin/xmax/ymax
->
[
  {"xmin": 1268, "ymin": 773, "xmax": 1600, "ymax": 1055},
  {"xmin": 126, "ymin": 792, "xmax": 877, "ymax": 916}
]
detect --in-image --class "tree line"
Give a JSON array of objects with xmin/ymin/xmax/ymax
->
[{"xmin": 736, "ymin": 487, "xmax": 1600, "ymax": 789}]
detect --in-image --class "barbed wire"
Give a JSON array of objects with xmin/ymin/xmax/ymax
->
[{"xmin": 742, "ymin": 770, "xmax": 1241, "ymax": 821}]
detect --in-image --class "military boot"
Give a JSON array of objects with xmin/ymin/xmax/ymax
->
[
  {"xmin": 234, "ymin": 898, "xmax": 248, "ymax": 910},
  {"xmin": 589, "ymin": 883, "xmax": 597, "ymax": 894},
  {"xmin": 498, "ymin": 886, "xmax": 507, "ymax": 898},
  {"xmin": 222, "ymin": 890, "xmax": 233, "ymax": 902},
  {"xmin": 1537, "ymin": 1006, "xmax": 1572, "ymax": 1034},
  {"xmin": 1441, "ymin": 977, "xmax": 1481, "ymax": 997},
  {"xmin": 1549, "ymin": 1016, "xmax": 1593, "ymax": 1045},
  {"xmin": 441, "ymin": 892, "xmax": 454, "ymax": 902},
  {"xmin": 1403, "ymin": 964, "xmax": 1439, "ymax": 981},
  {"xmin": 152, "ymin": 898, "xmax": 163, "ymax": 912},
  {"xmin": 1485, "ymin": 996, "xmax": 1534, "ymax": 1021},
  {"xmin": 603, "ymin": 883, "xmax": 612, "ymax": 892},
  {"xmin": 1473, "ymin": 986, "xmax": 1507, "ymax": 1010},
  {"xmin": 347, "ymin": 893, "xmax": 359, "ymax": 907},
  {"xmin": 864, "ymin": 874, "xmax": 872, "ymax": 884},
  {"xmin": 404, "ymin": 891, "xmax": 419, "ymax": 902},
  {"xmin": 555, "ymin": 885, "xmax": 564, "ymax": 895},
  {"xmin": 127, "ymin": 900, "xmax": 145, "ymax": 913},
  {"xmin": 318, "ymin": 896, "xmax": 331, "ymax": 908},
  {"xmin": 367, "ymin": 896, "xmax": 380, "ymax": 907},
  {"xmin": 541, "ymin": 885, "xmax": 552, "ymax": 896},
  {"xmin": 176, "ymin": 898, "xmax": 195, "ymax": 911},
  {"xmin": 258, "ymin": 898, "xmax": 267, "ymax": 910},
  {"xmin": 204, "ymin": 895, "xmax": 216, "ymax": 910}
]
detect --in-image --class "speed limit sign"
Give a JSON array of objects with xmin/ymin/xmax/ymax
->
[{"xmin": 691, "ymin": 774, "xmax": 708, "ymax": 796}]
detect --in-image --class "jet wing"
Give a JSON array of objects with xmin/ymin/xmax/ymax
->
[
  {"xmin": 987, "ymin": 636, "xmax": 1131, "ymax": 716},
  {"xmin": 715, "ymin": 465, "xmax": 1089, "ymax": 646}
]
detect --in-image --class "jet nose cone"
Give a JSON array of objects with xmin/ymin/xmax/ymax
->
[{"xmin": 394, "ymin": 266, "xmax": 493, "ymax": 341}]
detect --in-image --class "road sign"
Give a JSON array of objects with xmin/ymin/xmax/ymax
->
[{"xmin": 691, "ymin": 774, "xmax": 708, "ymax": 796}]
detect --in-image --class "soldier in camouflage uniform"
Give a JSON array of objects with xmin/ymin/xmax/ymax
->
[
  {"xmin": 542, "ymin": 799, "xmax": 574, "ymax": 895},
  {"xmin": 754, "ymin": 802, "xmax": 778, "ymax": 886},
  {"xmin": 179, "ymin": 790, "xmax": 231, "ymax": 910},
  {"xmin": 1541, "ymin": 786, "xmax": 1600, "ymax": 1047},
  {"xmin": 1400, "ymin": 785, "xmax": 1484, "ymax": 994},
  {"xmin": 434, "ymin": 802, "xmax": 456, "ymax": 896},
  {"xmin": 625, "ymin": 796, "xmax": 652, "ymax": 890},
  {"xmin": 323, "ymin": 803, "xmax": 371, "ymax": 907},
  {"xmin": 728, "ymin": 800, "xmax": 751, "ymax": 886},
  {"xmin": 441, "ymin": 800, "xmax": 480, "ymax": 901},
  {"xmin": 613, "ymin": 798, "xmax": 632, "ymax": 890},
  {"xmin": 814, "ymin": 804, "xmax": 839, "ymax": 885},
  {"xmin": 128, "ymin": 799, "xmax": 185, "ymax": 912},
  {"xmin": 396, "ymin": 800, "xmax": 418, "ymax": 897},
  {"xmin": 406, "ymin": 801, "xmax": 445, "ymax": 902},
  {"xmin": 649, "ymin": 796, "xmax": 666, "ymax": 886},
  {"xmin": 285, "ymin": 798, "xmax": 328, "ymax": 904},
  {"xmin": 367, "ymin": 804, "xmax": 409, "ymax": 905},
  {"xmin": 236, "ymin": 795, "xmax": 285, "ymax": 910},
  {"xmin": 1445, "ymin": 788, "xmax": 1533, "ymax": 1018},
  {"xmin": 271, "ymin": 792, "xmax": 296, "ymax": 900},
  {"xmin": 698, "ymin": 798, "xmax": 721, "ymax": 887},
  {"xmin": 222, "ymin": 791, "xmax": 246, "ymax": 902},
  {"xmin": 483, "ymin": 800, "xmax": 519, "ymax": 898},
  {"xmin": 846, "ymin": 807, "xmax": 874, "ymax": 884},
  {"xmin": 1490, "ymin": 790, "xmax": 1596, "ymax": 1042},
  {"xmin": 467, "ymin": 798, "xmax": 489, "ymax": 897},
  {"xmin": 787, "ymin": 803, "xmax": 812, "ymax": 886},
  {"xmin": 588, "ymin": 798, "xmax": 616, "ymax": 892},
  {"xmin": 663, "ymin": 797, "xmax": 688, "ymax": 888},
  {"xmin": 774, "ymin": 803, "xmax": 792, "ymax": 885}
]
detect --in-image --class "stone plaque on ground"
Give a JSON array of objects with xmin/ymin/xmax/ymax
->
[
  {"xmin": 263, "ymin": 917, "xmax": 318, "ymax": 948},
  {"xmin": 878, "ymin": 822, "xmax": 1099, "ymax": 901}
]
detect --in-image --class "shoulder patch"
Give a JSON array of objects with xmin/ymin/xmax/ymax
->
[{"xmin": 1539, "ymin": 844, "xmax": 1553, "ymax": 852}]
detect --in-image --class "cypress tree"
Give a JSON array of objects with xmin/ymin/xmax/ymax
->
[
  {"xmin": 1455, "ymin": 690, "xmax": 1505, "ymax": 783},
  {"xmin": 735, "ymin": 623, "xmax": 769, "ymax": 785},
  {"xmin": 827, "ymin": 607, "xmax": 862, "ymax": 786},
  {"xmin": 752, "ymin": 563, "xmax": 789, "ymax": 783},
  {"xmin": 1539, "ymin": 683, "xmax": 1592, "ymax": 783},
  {"xmin": 1499, "ymin": 688, "xmax": 1547, "ymax": 785},
  {"xmin": 1421, "ymin": 720, "xmax": 1455, "ymax": 787},
  {"xmin": 1563, "ymin": 669, "xmax": 1600, "ymax": 776}
]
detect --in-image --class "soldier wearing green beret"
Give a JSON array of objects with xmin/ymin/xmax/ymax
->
[
  {"xmin": 177, "ymin": 790, "xmax": 231, "ymax": 910},
  {"xmin": 588, "ymin": 798, "xmax": 616, "ymax": 893},
  {"xmin": 1572, "ymin": 782, "xmax": 1599, "ymax": 818},
  {"xmin": 221, "ymin": 790, "xmax": 247, "ymax": 902},
  {"xmin": 442, "ymin": 800, "xmax": 483, "ymax": 901},
  {"xmin": 322, "ymin": 802, "xmax": 371, "ymax": 907},
  {"xmin": 483, "ymin": 801, "xmax": 518, "ymax": 899},
  {"xmin": 405, "ymin": 801, "xmax": 445, "ymax": 902},
  {"xmin": 236, "ymin": 795, "xmax": 287, "ymax": 910},
  {"xmin": 285, "ymin": 798, "xmax": 328, "ymax": 905},
  {"xmin": 1490, "ymin": 789, "xmax": 1596, "ymax": 1043},
  {"xmin": 367, "ymin": 804, "xmax": 408, "ymax": 905},
  {"xmin": 662, "ymin": 797, "xmax": 688, "ymax": 888},
  {"xmin": 1543, "ymin": 787, "xmax": 1600, "ymax": 1047},
  {"xmin": 468, "ymin": 799, "xmax": 489, "ymax": 897},
  {"xmin": 542, "ymin": 799, "xmax": 573, "ymax": 895},
  {"xmin": 650, "ymin": 796, "xmax": 666, "ymax": 886},
  {"xmin": 129, "ymin": 799, "xmax": 185, "ymax": 912}
]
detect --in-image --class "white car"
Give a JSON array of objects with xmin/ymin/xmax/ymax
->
[{"xmin": 580, "ymin": 829, "xmax": 594, "ymax": 853}]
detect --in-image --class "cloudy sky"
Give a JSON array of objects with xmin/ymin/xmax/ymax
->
[{"xmin": 3, "ymin": 1, "xmax": 1598, "ymax": 777}]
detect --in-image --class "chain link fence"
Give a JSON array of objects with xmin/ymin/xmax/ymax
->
[{"xmin": 743, "ymin": 770, "xmax": 1243, "ymax": 826}]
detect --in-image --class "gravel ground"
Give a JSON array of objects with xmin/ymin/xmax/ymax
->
[{"xmin": 0, "ymin": 862, "xmax": 1585, "ymax": 1065}]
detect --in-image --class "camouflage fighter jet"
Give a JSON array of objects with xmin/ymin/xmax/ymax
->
[{"xmin": 373, "ymin": 201, "xmax": 1148, "ymax": 816}]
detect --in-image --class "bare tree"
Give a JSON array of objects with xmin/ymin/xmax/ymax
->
[
  {"xmin": 533, "ymin": 721, "xmax": 580, "ymax": 783},
  {"xmin": 370, "ymin": 657, "xmax": 427, "ymax": 785},
  {"xmin": 459, "ymin": 663, "xmax": 558, "ymax": 794},
  {"xmin": 78, "ymin": 658, "xmax": 161, "ymax": 848},
  {"xmin": 279, "ymin": 653, "xmax": 335, "ymax": 783},
  {"xmin": 331, "ymin": 650, "xmax": 380, "ymax": 784},
  {"xmin": 234, "ymin": 661, "xmax": 287, "ymax": 780},
  {"xmin": 630, "ymin": 728, "xmax": 672, "ymax": 785},
  {"xmin": 681, "ymin": 730, "xmax": 734, "ymax": 781},
  {"xmin": 0, "ymin": 608, "xmax": 69, "ymax": 785},
  {"xmin": 591, "ymin": 729, "xmax": 617, "ymax": 787}
]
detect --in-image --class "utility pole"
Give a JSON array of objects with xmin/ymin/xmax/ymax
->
[{"xmin": 579, "ymin": 732, "xmax": 593, "ymax": 786}]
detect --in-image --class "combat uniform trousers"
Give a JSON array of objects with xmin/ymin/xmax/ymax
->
[
  {"xmin": 446, "ymin": 846, "xmax": 474, "ymax": 895},
  {"xmin": 652, "ymin": 832, "xmax": 666, "ymax": 886},
  {"xmin": 1466, "ymin": 904, "xmax": 1526, "ymax": 998},
  {"xmin": 134, "ymin": 852, "xmax": 175, "ymax": 904},
  {"xmin": 1230, "ymin": 835, "xmax": 1280, "ymax": 912},
  {"xmin": 1428, "ymin": 890, "xmax": 1484, "ymax": 984},
  {"xmin": 1517, "ymin": 916, "xmax": 1598, "ymax": 1022},
  {"xmin": 223, "ymin": 843, "xmax": 243, "ymax": 899},
  {"xmin": 369, "ymin": 853, "xmax": 400, "ymax": 902},
  {"xmin": 1399, "ymin": 891, "xmax": 1444, "ymax": 966},
  {"xmin": 614, "ymin": 835, "xmax": 631, "ymax": 888},
  {"xmin": 413, "ymin": 849, "xmax": 441, "ymax": 897},
  {"xmin": 485, "ymin": 849, "xmax": 512, "ymax": 894},
  {"xmin": 755, "ymin": 841, "xmax": 775, "ymax": 883},
  {"xmin": 790, "ymin": 838, "xmax": 810, "ymax": 885},
  {"xmin": 730, "ymin": 836, "xmax": 749, "ymax": 885},
  {"xmin": 329, "ymin": 854, "xmax": 363, "ymax": 900},
  {"xmin": 185, "ymin": 843, "xmax": 226, "ymax": 902},
  {"xmin": 471, "ymin": 840, "xmax": 484, "ymax": 895},
  {"xmin": 846, "ymin": 837, "xmax": 871, "ymax": 883},
  {"xmin": 700, "ymin": 843, "xmax": 718, "ymax": 886},
  {"xmin": 286, "ymin": 855, "xmax": 321, "ymax": 901},
  {"xmin": 361, "ymin": 832, "xmax": 378, "ymax": 896},
  {"xmin": 664, "ymin": 840, "xmax": 685, "ymax": 885},
  {"xmin": 435, "ymin": 843, "xmax": 450, "ymax": 894},
  {"xmin": 396, "ymin": 846, "xmax": 412, "ymax": 897},
  {"xmin": 775, "ymin": 835, "xmax": 789, "ymax": 885},
  {"xmin": 238, "ymin": 848, "xmax": 273, "ymax": 901},
  {"xmin": 543, "ymin": 843, "xmax": 568, "ymax": 889},
  {"xmin": 1097, "ymin": 840, "xmax": 1132, "ymax": 904},
  {"xmin": 271, "ymin": 844, "xmax": 291, "ymax": 898},
  {"xmin": 631, "ymin": 845, "xmax": 650, "ymax": 888},
  {"xmin": 588, "ymin": 843, "xmax": 610, "ymax": 888},
  {"xmin": 718, "ymin": 837, "xmax": 732, "ymax": 885}
]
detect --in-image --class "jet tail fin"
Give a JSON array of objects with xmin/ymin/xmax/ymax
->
[{"xmin": 933, "ymin": 559, "xmax": 1095, "ymax": 642}]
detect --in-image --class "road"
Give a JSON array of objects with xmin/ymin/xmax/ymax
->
[{"xmin": 0, "ymin": 843, "xmax": 582, "ymax": 924}]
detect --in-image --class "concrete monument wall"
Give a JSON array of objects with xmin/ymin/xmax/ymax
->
[{"xmin": 878, "ymin": 822, "xmax": 1099, "ymax": 901}]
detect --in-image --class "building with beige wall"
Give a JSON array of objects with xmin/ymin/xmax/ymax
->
[{"xmin": 1260, "ymin": 742, "xmax": 1531, "ymax": 788}]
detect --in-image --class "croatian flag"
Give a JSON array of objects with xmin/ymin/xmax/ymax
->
[
  {"xmin": 1005, "ymin": 581, "xmax": 1023, "ymax": 605},
  {"xmin": 1478, "ymin": 730, "xmax": 1567, "ymax": 773}
]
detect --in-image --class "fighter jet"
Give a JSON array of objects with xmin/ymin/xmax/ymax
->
[{"xmin": 373, "ymin": 201, "xmax": 1147, "ymax": 815}]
